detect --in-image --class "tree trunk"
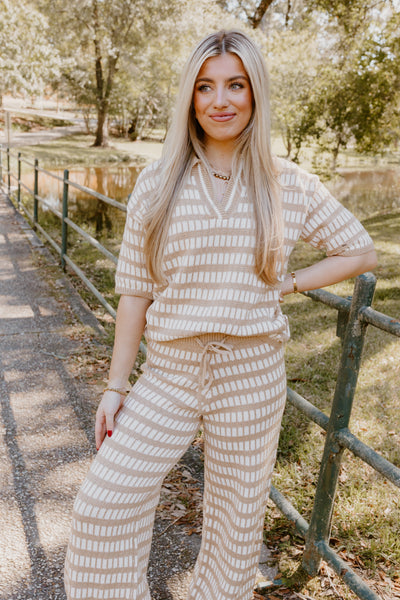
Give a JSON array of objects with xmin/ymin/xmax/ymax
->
[
  {"xmin": 331, "ymin": 140, "xmax": 341, "ymax": 171},
  {"xmin": 94, "ymin": 102, "xmax": 108, "ymax": 147},
  {"xmin": 293, "ymin": 145, "xmax": 301, "ymax": 163},
  {"xmin": 284, "ymin": 126, "xmax": 292, "ymax": 159}
]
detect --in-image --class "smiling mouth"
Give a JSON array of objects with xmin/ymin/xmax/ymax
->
[{"xmin": 210, "ymin": 113, "xmax": 236, "ymax": 122}]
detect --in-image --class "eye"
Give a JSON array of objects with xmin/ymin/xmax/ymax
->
[
  {"xmin": 197, "ymin": 84, "xmax": 212, "ymax": 92},
  {"xmin": 231, "ymin": 82, "xmax": 244, "ymax": 90}
]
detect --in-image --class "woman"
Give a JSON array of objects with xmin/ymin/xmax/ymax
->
[{"xmin": 64, "ymin": 30, "xmax": 377, "ymax": 600}]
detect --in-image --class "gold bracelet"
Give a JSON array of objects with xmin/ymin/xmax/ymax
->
[
  {"xmin": 103, "ymin": 387, "xmax": 130, "ymax": 395},
  {"xmin": 291, "ymin": 271, "xmax": 298, "ymax": 293}
]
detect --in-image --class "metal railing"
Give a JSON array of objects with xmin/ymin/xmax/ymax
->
[
  {"xmin": 1, "ymin": 146, "xmax": 125, "ymax": 315},
  {"xmin": 1, "ymin": 146, "xmax": 148, "ymax": 357},
  {"xmin": 1, "ymin": 145, "xmax": 399, "ymax": 600},
  {"xmin": 272, "ymin": 274, "xmax": 400, "ymax": 600}
]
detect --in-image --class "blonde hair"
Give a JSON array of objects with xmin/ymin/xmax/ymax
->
[{"xmin": 144, "ymin": 29, "xmax": 283, "ymax": 286}]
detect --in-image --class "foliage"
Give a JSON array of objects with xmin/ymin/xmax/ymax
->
[
  {"xmin": 37, "ymin": 0, "xmax": 184, "ymax": 146},
  {"xmin": 268, "ymin": 27, "xmax": 322, "ymax": 161},
  {"xmin": 33, "ymin": 0, "xmax": 251, "ymax": 145},
  {"xmin": 216, "ymin": 0, "xmax": 276, "ymax": 28},
  {"xmin": 308, "ymin": 7, "xmax": 400, "ymax": 169},
  {"xmin": 221, "ymin": 0, "xmax": 400, "ymax": 167},
  {"xmin": 264, "ymin": 0, "xmax": 400, "ymax": 168},
  {"xmin": 0, "ymin": 0, "xmax": 61, "ymax": 104},
  {"xmin": 2, "ymin": 0, "xmax": 399, "ymax": 162}
]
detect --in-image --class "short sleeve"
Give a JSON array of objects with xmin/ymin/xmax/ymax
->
[
  {"xmin": 300, "ymin": 178, "xmax": 374, "ymax": 257},
  {"xmin": 115, "ymin": 189, "xmax": 154, "ymax": 299}
]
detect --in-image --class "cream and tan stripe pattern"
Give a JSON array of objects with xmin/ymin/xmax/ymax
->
[
  {"xmin": 64, "ymin": 334, "xmax": 287, "ymax": 600},
  {"xmin": 115, "ymin": 156, "xmax": 374, "ymax": 344}
]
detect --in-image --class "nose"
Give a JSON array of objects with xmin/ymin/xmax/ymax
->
[{"xmin": 214, "ymin": 84, "xmax": 228, "ymax": 108}]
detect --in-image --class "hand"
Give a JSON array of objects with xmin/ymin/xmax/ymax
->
[{"xmin": 95, "ymin": 390, "xmax": 125, "ymax": 451}]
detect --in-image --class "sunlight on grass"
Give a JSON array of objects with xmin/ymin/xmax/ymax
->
[{"xmin": 16, "ymin": 134, "xmax": 156, "ymax": 170}]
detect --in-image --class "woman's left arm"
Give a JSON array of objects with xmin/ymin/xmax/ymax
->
[{"xmin": 281, "ymin": 249, "xmax": 378, "ymax": 296}]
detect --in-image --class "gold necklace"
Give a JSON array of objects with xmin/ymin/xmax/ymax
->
[{"xmin": 212, "ymin": 171, "xmax": 231, "ymax": 181}]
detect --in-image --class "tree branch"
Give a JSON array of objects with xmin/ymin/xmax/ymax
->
[{"xmin": 249, "ymin": 0, "xmax": 275, "ymax": 29}]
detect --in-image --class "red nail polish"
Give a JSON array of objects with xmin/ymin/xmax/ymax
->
[{"xmin": 107, "ymin": 430, "xmax": 112, "ymax": 437}]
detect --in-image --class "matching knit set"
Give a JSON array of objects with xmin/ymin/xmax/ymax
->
[{"xmin": 64, "ymin": 157, "xmax": 374, "ymax": 599}]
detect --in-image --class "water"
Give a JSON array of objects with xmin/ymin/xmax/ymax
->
[
  {"xmin": 329, "ymin": 168, "xmax": 400, "ymax": 220},
  {"xmin": 22, "ymin": 164, "xmax": 400, "ymax": 235},
  {"xmin": 22, "ymin": 164, "xmax": 141, "ymax": 236}
]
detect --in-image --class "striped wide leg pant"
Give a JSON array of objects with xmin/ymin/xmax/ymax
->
[{"xmin": 64, "ymin": 333, "xmax": 287, "ymax": 600}]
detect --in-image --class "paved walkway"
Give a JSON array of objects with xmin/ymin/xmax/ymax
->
[
  {"xmin": 0, "ymin": 190, "xmax": 276, "ymax": 600},
  {"xmin": 0, "ymin": 191, "xmax": 99, "ymax": 599}
]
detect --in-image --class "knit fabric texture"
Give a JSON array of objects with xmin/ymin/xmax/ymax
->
[{"xmin": 115, "ymin": 157, "xmax": 374, "ymax": 342}]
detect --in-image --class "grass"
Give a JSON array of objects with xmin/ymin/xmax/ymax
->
[
  {"xmin": 11, "ymin": 133, "xmax": 163, "ymax": 171},
  {"xmin": 0, "ymin": 113, "xmax": 74, "ymax": 132},
  {"xmin": 267, "ymin": 213, "xmax": 400, "ymax": 598},
  {"xmin": 14, "ymin": 134, "xmax": 135, "ymax": 169}
]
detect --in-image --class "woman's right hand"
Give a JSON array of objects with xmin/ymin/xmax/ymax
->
[
  {"xmin": 95, "ymin": 390, "xmax": 126, "ymax": 451},
  {"xmin": 94, "ymin": 294, "xmax": 151, "ymax": 451}
]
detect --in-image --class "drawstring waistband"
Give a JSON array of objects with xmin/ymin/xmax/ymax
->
[{"xmin": 195, "ymin": 336, "xmax": 234, "ymax": 393}]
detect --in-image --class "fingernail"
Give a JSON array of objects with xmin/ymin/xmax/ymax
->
[
  {"xmin": 96, "ymin": 446, "xmax": 99, "ymax": 451},
  {"xmin": 107, "ymin": 430, "xmax": 112, "ymax": 437}
]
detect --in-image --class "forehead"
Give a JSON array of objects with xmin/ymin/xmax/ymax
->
[{"xmin": 196, "ymin": 52, "xmax": 248, "ymax": 79}]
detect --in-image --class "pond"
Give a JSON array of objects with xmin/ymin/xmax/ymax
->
[
  {"xmin": 21, "ymin": 163, "xmax": 400, "ymax": 236},
  {"xmin": 330, "ymin": 167, "xmax": 400, "ymax": 220},
  {"xmin": 22, "ymin": 164, "xmax": 141, "ymax": 236}
]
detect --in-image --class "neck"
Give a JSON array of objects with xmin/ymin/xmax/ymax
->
[{"xmin": 204, "ymin": 139, "xmax": 235, "ymax": 174}]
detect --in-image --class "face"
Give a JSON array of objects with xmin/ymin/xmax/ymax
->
[{"xmin": 193, "ymin": 52, "xmax": 253, "ymax": 149}]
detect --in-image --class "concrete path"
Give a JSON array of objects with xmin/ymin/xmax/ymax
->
[
  {"xmin": 0, "ymin": 190, "xmax": 276, "ymax": 600},
  {"xmin": 0, "ymin": 190, "xmax": 99, "ymax": 599}
]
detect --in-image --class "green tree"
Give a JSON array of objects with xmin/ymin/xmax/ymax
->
[
  {"xmin": 268, "ymin": 28, "xmax": 322, "ymax": 161},
  {"xmin": 0, "ymin": 0, "xmax": 60, "ymax": 106},
  {"xmin": 309, "ymin": 8, "xmax": 400, "ymax": 169},
  {"xmin": 40, "ymin": 0, "xmax": 181, "ymax": 146},
  {"xmin": 258, "ymin": 0, "xmax": 400, "ymax": 167}
]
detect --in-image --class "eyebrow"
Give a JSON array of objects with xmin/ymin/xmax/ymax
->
[{"xmin": 195, "ymin": 75, "xmax": 249, "ymax": 83}]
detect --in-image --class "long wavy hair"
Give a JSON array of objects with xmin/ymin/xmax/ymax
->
[{"xmin": 144, "ymin": 29, "xmax": 283, "ymax": 286}]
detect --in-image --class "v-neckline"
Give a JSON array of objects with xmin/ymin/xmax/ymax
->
[{"xmin": 198, "ymin": 161, "xmax": 242, "ymax": 219}]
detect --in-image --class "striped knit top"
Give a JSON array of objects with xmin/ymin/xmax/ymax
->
[{"xmin": 115, "ymin": 156, "xmax": 374, "ymax": 343}]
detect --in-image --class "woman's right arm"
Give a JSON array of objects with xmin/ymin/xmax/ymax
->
[{"xmin": 95, "ymin": 294, "xmax": 152, "ymax": 450}]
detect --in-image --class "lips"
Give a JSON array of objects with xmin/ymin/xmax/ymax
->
[{"xmin": 210, "ymin": 113, "xmax": 236, "ymax": 122}]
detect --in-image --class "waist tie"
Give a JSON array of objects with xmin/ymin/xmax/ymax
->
[{"xmin": 195, "ymin": 336, "xmax": 234, "ymax": 393}]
